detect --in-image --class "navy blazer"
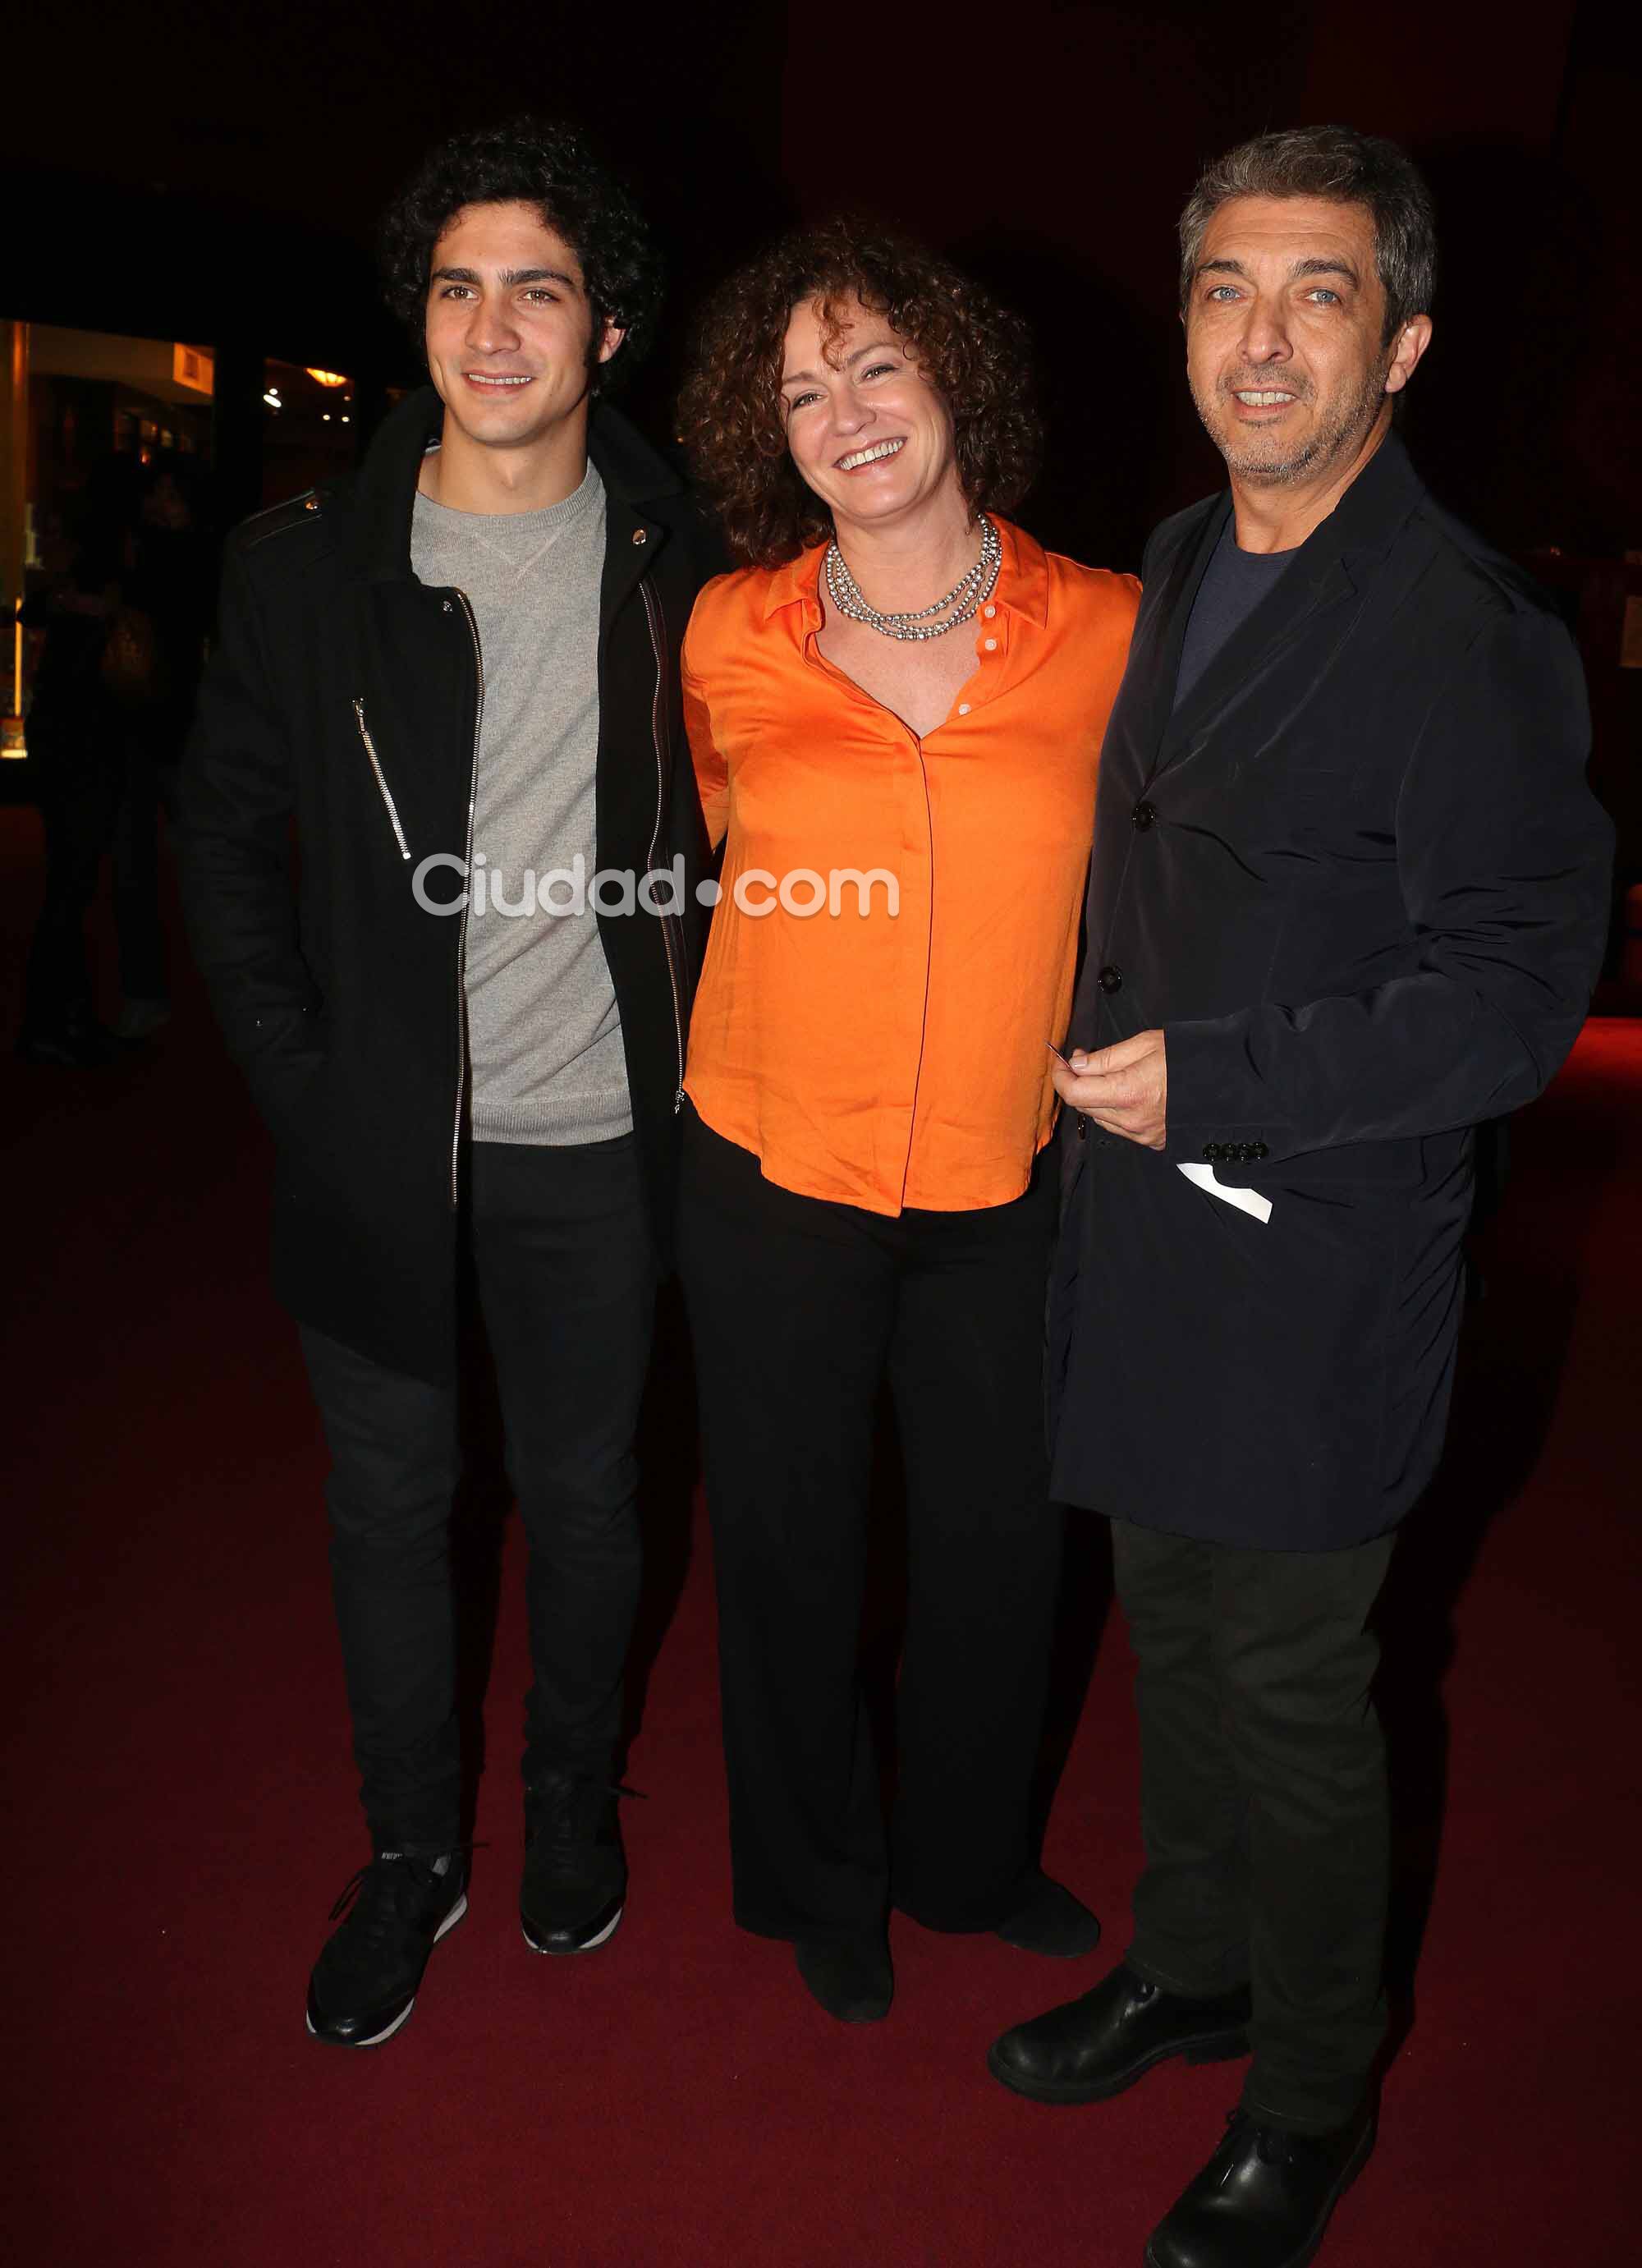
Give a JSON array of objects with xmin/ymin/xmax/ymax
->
[{"xmin": 1048, "ymin": 434, "xmax": 1613, "ymax": 1549}]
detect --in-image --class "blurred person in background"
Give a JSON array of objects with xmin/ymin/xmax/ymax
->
[
  {"xmin": 15, "ymin": 458, "xmax": 139, "ymax": 1066},
  {"xmin": 109, "ymin": 451, "xmax": 218, "ymax": 1039}
]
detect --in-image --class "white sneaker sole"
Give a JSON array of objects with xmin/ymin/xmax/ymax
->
[{"xmin": 521, "ymin": 1900, "xmax": 624, "ymax": 1956}]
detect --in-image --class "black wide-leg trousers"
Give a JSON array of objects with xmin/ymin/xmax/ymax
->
[
  {"xmin": 1111, "ymin": 1517, "xmax": 1396, "ymax": 2133},
  {"xmin": 677, "ymin": 1109, "xmax": 1064, "ymax": 1945},
  {"xmin": 300, "ymin": 1135, "xmax": 657, "ymax": 1853}
]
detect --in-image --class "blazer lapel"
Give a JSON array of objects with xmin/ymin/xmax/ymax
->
[
  {"xmin": 1126, "ymin": 496, "xmax": 1227, "ymax": 782},
  {"xmin": 1148, "ymin": 432, "xmax": 1429, "ymax": 789},
  {"xmin": 1151, "ymin": 549, "xmax": 1358, "ymax": 786}
]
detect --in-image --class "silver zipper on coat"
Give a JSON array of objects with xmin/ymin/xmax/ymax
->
[
  {"xmin": 450, "ymin": 592, "xmax": 484, "ymax": 1204},
  {"xmin": 351, "ymin": 698, "xmax": 411, "ymax": 860},
  {"xmin": 640, "ymin": 575, "xmax": 688, "ymax": 1112}
]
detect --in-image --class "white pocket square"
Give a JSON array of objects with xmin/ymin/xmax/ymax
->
[{"xmin": 1176, "ymin": 1163, "xmax": 1273, "ymax": 1225}]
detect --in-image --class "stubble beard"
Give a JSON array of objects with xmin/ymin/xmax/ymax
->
[{"xmin": 1192, "ymin": 351, "xmax": 1392, "ymax": 487}]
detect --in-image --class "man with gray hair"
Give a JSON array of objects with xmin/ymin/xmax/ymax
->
[{"xmin": 988, "ymin": 126, "xmax": 1611, "ymax": 2266}]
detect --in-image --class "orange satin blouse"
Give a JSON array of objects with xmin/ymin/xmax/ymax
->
[{"xmin": 680, "ymin": 519, "xmax": 1139, "ymax": 1214}]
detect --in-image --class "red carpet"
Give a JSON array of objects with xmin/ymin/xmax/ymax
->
[{"xmin": 2, "ymin": 802, "xmax": 1637, "ymax": 2266}]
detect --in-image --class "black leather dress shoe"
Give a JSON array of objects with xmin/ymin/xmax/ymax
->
[
  {"xmin": 994, "ymin": 1870, "xmax": 1103, "ymax": 1958},
  {"xmin": 1145, "ymin": 2106, "xmax": 1374, "ymax": 2268},
  {"xmin": 988, "ymin": 1961, "xmax": 1250, "ymax": 2104},
  {"xmin": 795, "ymin": 1935, "xmax": 893, "ymax": 2022}
]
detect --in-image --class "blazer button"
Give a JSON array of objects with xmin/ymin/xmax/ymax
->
[
  {"xmin": 1131, "ymin": 800, "xmax": 1157, "ymax": 831},
  {"xmin": 1097, "ymin": 965, "xmax": 1123, "ymax": 994},
  {"xmin": 1203, "ymin": 1142, "xmax": 1221, "ymax": 1162},
  {"xmin": 1248, "ymin": 1141, "xmax": 1268, "ymax": 1160}
]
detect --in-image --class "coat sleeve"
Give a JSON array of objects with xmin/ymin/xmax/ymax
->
[
  {"xmin": 1162, "ymin": 609, "xmax": 1614, "ymax": 1164},
  {"xmin": 172, "ymin": 545, "xmax": 326, "ymax": 1144}
]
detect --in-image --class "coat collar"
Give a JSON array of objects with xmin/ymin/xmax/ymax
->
[
  {"xmin": 761, "ymin": 515, "xmax": 1051, "ymax": 627},
  {"xmin": 333, "ymin": 383, "xmax": 686, "ymax": 585},
  {"xmin": 1236, "ymin": 427, "xmax": 1427, "ymax": 596},
  {"xmin": 1147, "ymin": 431, "xmax": 1428, "ymax": 778}
]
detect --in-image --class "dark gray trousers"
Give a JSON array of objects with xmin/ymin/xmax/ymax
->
[{"xmin": 1112, "ymin": 1517, "xmax": 1395, "ymax": 2133}]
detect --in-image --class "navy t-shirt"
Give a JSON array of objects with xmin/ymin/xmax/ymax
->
[{"xmin": 1173, "ymin": 520, "xmax": 1296, "ymax": 709}]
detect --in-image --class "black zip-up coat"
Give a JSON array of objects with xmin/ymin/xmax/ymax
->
[
  {"xmin": 176, "ymin": 388, "xmax": 718, "ymax": 1382},
  {"xmin": 1048, "ymin": 436, "xmax": 1613, "ymax": 1549}
]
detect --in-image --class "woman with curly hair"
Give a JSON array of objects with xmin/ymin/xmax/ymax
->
[{"xmin": 674, "ymin": 223, "xmax": 1139, "ymax": 2022}]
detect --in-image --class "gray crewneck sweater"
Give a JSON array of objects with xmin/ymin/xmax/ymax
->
[{"xmin": 411, "ymin": 460, "xmax": 631, "ymax": 1145}]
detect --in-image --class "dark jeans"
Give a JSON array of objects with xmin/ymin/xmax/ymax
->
[
  {"xmin": 677, "ymin": 1109, "xmax": 1064, "ymax": 1944},
  {"xmin": 1112, "ymin": 1517, "xmax": 1396, "ymax": 2133},
  {"xmin": 300, "ymin": 1135, "xmax": 657, "ymax": 1852}
]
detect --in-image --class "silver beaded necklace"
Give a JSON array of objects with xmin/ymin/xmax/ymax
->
[{"xmin": 824, "ymin": 516, "xmax": 1002, "ymax": 642}]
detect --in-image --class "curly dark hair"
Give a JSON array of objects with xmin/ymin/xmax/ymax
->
[
  {"xmin": 678, "ymin": 220, "xmax": 1040, "ymax": 567},
  {"xmin": 378, "ymin": 116, "xmax": 663, "ymax": 391}
]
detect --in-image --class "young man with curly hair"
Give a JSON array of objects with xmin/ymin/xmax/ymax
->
[{"xmin": 177, "ymin": 118, "xmax": 718, "ymax": 2046}]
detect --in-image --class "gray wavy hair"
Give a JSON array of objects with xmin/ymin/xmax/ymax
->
[{"xmin": 1178, "ymin": 126, "xmax": 1437, "ymax": 345}]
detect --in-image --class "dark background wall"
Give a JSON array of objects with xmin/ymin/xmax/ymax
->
[
  {"xmin": 7, "ymin": 0, "xmax": 1637, "ymax": 567},
  {"xmin": 780, "ymin": 0, "xmax": 1637, "ymax": 568}
]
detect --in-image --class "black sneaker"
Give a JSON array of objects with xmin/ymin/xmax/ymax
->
[
  {"xmin": 305, "ymin": 1849, "xmax": 469, "ymax": 2047},
  {"xmin": 520, "ymin": 1771, "xmax": 626, "ymax": 1954}
]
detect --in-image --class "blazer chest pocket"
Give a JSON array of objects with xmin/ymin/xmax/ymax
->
[{"xmin": 1209, "ymin": 748, "xmax": 1391, "ymax": 884}]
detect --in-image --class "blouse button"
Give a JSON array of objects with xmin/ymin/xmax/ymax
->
[
  {"xmin": 983, "ymin": 636, "xmax": 998, "ymax": 651},
  {"xmin": 956, "ymin": 702, "xmax": 971, "ymax": 715},
  {"xmin": 983, "ymin": 604, "xmax": 996, "ymax": 618}
]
